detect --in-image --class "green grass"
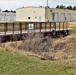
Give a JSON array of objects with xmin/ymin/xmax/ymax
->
[
  {"xmin": 0, "ymin": 49, "xmax": 76, "ymax": 75},
  {"xmin": 69, "ymin": 28, "xmax": 76, "ymax": 34}
]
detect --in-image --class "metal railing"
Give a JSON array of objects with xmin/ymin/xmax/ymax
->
[{"xmin": 0, "ymin": 22, "xmax": 69, "ymax": 36}]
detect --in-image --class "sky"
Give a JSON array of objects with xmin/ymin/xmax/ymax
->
[{"xmin": 0, "ymin": 0, "xmax": 76, "ymax": 11}]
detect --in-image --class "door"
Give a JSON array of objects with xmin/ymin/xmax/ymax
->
[
  {"xmin": 73, "ymin": 14, "xmax": 76, "ymax": 21},
  {"xmin": 67, "ymin": 14, "xmax": 71, "ymax": 21},
  {"xmin": 54, "ymin": 13, "xmax": 58, "ymax": 22},
  {"xmin": 52, "ymin": 13, "xmax": 58, "ymax": 22},
  {"xmin": 61, "ymin": 13, "xmax": 65, "ymax": 22}
]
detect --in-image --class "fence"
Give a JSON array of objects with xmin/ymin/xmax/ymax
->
[{"xmin": 0, "ymin": 22, "xmax": 68, "ymax": 36}]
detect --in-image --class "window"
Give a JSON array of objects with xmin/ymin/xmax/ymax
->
[
  {"xmin": 50, "ymin": 10, "xmax": 52, "ymax": 12},
  {"xmin": 28, "ymin": 17, "xmax": 31, "ymax": 19},
  {"xmin": 61, "ymin": 13, "xmax": 65, "ymax": 22},
  {"xmin": 52, "ymin": 13, "xmax": 55, "ymax": 21},
  {"xmin": 35, "ymin": 17, "xmax": 37, "ymax": 18}
]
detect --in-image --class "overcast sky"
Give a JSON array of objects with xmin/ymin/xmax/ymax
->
[{"xmin": 0, "ymin": 0, "xmax": 76, "ymax": 11}]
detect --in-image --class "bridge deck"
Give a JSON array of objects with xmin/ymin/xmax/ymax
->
[
  {"xmin": 0, "ymin": 22, "xmax": 69, "ymax": 42},
  {"xmin": 0, "ymin": 28, "xmax": 67, "ymax": 36}
]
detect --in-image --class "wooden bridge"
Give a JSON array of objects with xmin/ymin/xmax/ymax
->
[{"xmin": 0, "ymin": 22, "xmax": 69, "ymax": 42}]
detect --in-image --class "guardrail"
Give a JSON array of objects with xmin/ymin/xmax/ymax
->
[
  {"xmin": 0, "ymin": 22, "xmax": 69, "ymax": 42},
  {"xmin": 0, "ymin": 22, "xmax": 69, "ymax": 36}
]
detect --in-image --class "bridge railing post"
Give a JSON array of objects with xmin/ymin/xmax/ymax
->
[
  {"xmin": 45, "ymin": 22, "xmax": 46, "ymax": 32},
  {"xmin": 20, "ymin": 22, "xmax": 22, "ymax": 34},
  {"xmin": 63, "ymin": 22, "xmax": 64, "ymax": 31},
  {"xmin": 4, "ymin": 22, "xmax": 8, "ymax": 35},
  {"xmin": 54, "ymin": 22, "xmax": 56, "ymax": 31},
  {"xmin": 50, "ymin": 22, "xmax": 51, "ymax": 31},
  {"xmin": 59, "ymin": 22, "xmax": 60, "ymax": 31},
  {"xmin": 13, "ymin": 23, "xmax": 15, "ymax": 34},
  {"xmin": 40, "ymin": 22, "xmax": 42, "ymax": 33},
  {"xmin": 34, "ymin": 22, "xmax": 35, "ymax": 33}
]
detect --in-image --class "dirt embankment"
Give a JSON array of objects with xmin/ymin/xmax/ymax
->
[{"xmin": 2, "ymin": 34, "xmax": 76, "ymax": 61}]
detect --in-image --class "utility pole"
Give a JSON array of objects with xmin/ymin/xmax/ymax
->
[
  {"xmin": 47, "ymin": 0, "xmax": 48, "ymax": 7},
  {"xmin": 46, "ymin": 0, "xmax": 49, "ymax": 22}
]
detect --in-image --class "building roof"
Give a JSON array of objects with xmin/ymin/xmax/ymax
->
[
  {"xmin": 16, "ymin": 6, "xmax": 76, "ymax": 12},
  {"xmin": 16, "ymin": 6, "xmax": 46, "ymax": 10}
]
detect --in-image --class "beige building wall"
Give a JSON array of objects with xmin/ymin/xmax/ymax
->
[
  {"xmin": 16, "ymin": 7, "xmax": 45, "ymax": 22},
  {"xmin": 47, "ymin": 8, "xmax": 76, "ymax": 22},
  {"xmin": 16, "ymin": 7, "xmax": 76, "ymax": 22}
]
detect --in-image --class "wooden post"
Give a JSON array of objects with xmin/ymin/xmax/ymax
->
[
  {"xmin": 20, "ymin": 22, "xmax": 22, "ymax": 34},
  {"xmin": 50, "ymin": 22, "xmax": 51, "ymax": 31},
  {"xmin": 40, "ymin": 22, "xmax": 42, "ymax": 33},
  {"xmin": 4, "ymin": 22, "xmax": 8, "ymax": 35},
  {"xmin": 63, "ymin": 22, "xmax": 64, "ymax": 30},
  {"xmin": 27, "ymin": 23, "xmax": 29, "ymax": 33},
  {"xmin": 66, "ymin": 22, "xmax": 68, "ymax": 30},
  {"xmin": 45, "ymin": 22, "xmax": 46, "ymax": 32},
  {"xmin": 36, "ymin": 22, "xmax": 37, "ymax": 29},
  {"xmin": 59, "ymin": 22, "xmax": 60, "ymax": 31},
  {"xmin": 13, "ymin": 23, "xmax": 15, "ymax": 34},
  {"xmin": 54, "ymin": 22, "xmax": 56, "ymax": 31},
  {"xmin": 34, "ymin": 23, "xmax": 35, "ymax": 32}
]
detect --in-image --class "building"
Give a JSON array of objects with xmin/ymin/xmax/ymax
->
[
  {"xmin": 0, "ymin": 10, "xmax": 16, "ymax": 22},
  {"xmin": 16, "ymin": 6, "xmax": 76, "ymax": 22}
]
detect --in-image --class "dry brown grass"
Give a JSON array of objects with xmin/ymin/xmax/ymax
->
[
  {"xmin": 1, "ymin": 33, "xmax": 76, "ymax": 61},
  {"xmin": 69, "ymin": 22, "xmax": 76, "ymax": 28}
]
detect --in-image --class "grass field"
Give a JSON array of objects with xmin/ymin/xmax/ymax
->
[
  {"xmin": 0, "ymin": 48, "xmax": 76, "ymax": 75},
  {"xmin": 0, "ymin": 25, "xmax": 76, "ymax": 75},
  {"xmin": 69, "ymin": 27, "xmax": 76, "ymax": 34}
]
